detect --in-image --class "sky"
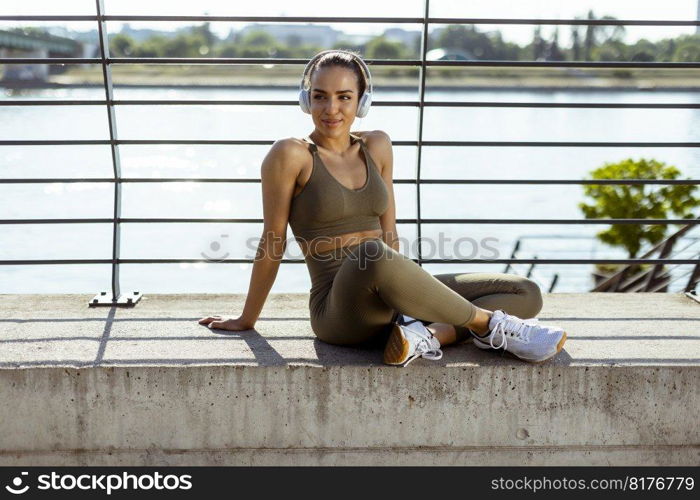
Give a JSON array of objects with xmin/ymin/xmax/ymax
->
[{"xmin": 1, "ymin": 0, "xmax": 698, "ymax": 46}]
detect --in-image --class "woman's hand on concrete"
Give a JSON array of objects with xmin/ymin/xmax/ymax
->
[{"xmin": 198, "ymin": 315, "xmax": 254, "ymax": 331}]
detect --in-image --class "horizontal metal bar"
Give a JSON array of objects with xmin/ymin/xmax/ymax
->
[
  {"xmin": 1, "ymin": 218, "xmax": 696, "ymax": 225},
  {"xmin": 2, "ymin": 57, "xmax": 699, "ymax": 68},
  {"xmin": 422, "ymin": 102, "xmax": 700, "ymax": 109},
  {"xmin": 3, "ymin": 99, "xmax": 700, "ymax": 110},
  {"xmin": 422, "ymin": 141, "xmax": 700, "ymax": 147},
  {"xmin": 0, "ymin": 100, "xmax": 107, "ymax": 106},
  {"xmin": 393, "ymin": 17, "xmax": 695, "ymax": 26},
  {"xmin": 2, "ymin": 140, "xmax": 699, "ymax": 147},
  {"xmin": 2, "ymin": 178, "xmax": 699, "ymax": 185},
  {"xmin": 406, "ymin": 179, "xmax": 700, "ymax": 185},
  {"xmin": 429, "ymin": 61, "xmax": 700, "ymax": 68},
  {"xmin": 0, "ymin": 15, "xmax": 99, "ymax": 21},
  {"xmin": 0, "ymin": 179, "xmax": 114, "ymax": 183},
  {"xmin": 414, "ymin": 218, "xmax": 700, "ymax": 225},
  {"xmin": 0, "ymin": 258, "xmax": 696, "ymax": 265},
  {"xmin": 0, "ymin": 140, "xmax": 111, "ymax": 145},
  {"xmin": 0, "ymin": 58, "xmax": 100, "ymax": 64},
  {"xmin": 1, "ymin": 14, "xmax": 698, "ymax": 26},
  {"xmin": 0, "ymin": 219, "xmax": 115, "ymax": 224}
]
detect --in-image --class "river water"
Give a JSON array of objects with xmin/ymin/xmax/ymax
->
[{"xmin": 1, "ymin": 86, "xmax": 699, "ymax": 294}]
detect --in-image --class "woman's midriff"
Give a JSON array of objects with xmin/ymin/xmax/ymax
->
[
  {"xmin": 297, "ymin": 229, "xmax": 384, "ymax": 258},
  {"xmin": 302, "ymin": 233, "xmax": 386, "ymax": 321}
]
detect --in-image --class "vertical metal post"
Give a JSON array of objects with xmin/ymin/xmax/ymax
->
[
  {"xmin": 89, "ymin": 0, "xmax": 141, "ymax": 307},
  {"xmin": 415, "ymin": 0, "xmax": 430, "ymax": 266}
]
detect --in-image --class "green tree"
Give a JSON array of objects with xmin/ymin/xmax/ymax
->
[
  {"xmin": 583, "ymin": 11, "xmax": 625, "ymax": 61},
  {"xmin": 655, "ymin": 38, "xmax": 677, "ymax": 62},
  {"xmin": 571, "ymin": 20, "xmax": 582, "ymax": 60},
  {"xmin": 239, "ymin": 46, "xmax": 275, "ymax": 58},
  {"xmin": 438, "ymin": 25, "xmax": 495, "ymax": 59},
  {"xmin": 592, "ymin": 40, "xmax": 627, "ymax": 61},
  {"xmin": 215, "ymin": 41, "xmax": 239, "ymax": 57},
  {"xmin": 487, "ymin": 31, "xmax": 520, "ymax": 60},
  {"xmin": 628, "ymin": 39, "xmax": 656, "ymax": 62},
  {"xmin": 546, "ymin": 28, "xmax": 565, "ymax": 61},
  {"xmin": 133, "ymin": 35, "xmax": 169, "ymax": 57},
  {"xmin": 578, "ymin": 158, "xmax": 699, "ymax": 258},
  {"xmin": 673, "ymin": 36, "xmax": 700, "ymax": 62},
  {"xmin": 236, "ymin": 30, "xmax": 279, "ymax": 58},
  {"xmin": 191, "ymin": 22, "xmax": 218, "ymax": 47},
  {"xmin": 583, "ymin": 10, "xmax": 596, "ymax": 61},
  {"xmin": 365, "ymin": 36, "xmax": 406, "ymax": 59},
  {"xmin": 285, "ymin": 34, "xmax": 303, "ymax": 48},
  {"xmin": 161, "ymin": 32, "xmax": 210, "ymax": 57},
  {"xmin": 109, "ymin": 33, "xmax": 136, "ymax": 57},
  {"xmin": 532, "ymin": 26, "xmax": 546, "ymax": 60},
  {"xmin": 240, "ymin": 30, "xmax": 276, "ymax": 47}
]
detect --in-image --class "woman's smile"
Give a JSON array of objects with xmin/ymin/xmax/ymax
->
[{"xmin": 322, "ymin": 119, "xmax": 342, "ymax": 128}]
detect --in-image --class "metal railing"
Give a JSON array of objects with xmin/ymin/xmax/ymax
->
[{"xmin": 1, "ymin": 0, "xmax": 699, "ymax": 305}]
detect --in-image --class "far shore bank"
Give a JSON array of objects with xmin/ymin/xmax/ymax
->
[{"xmin": 3, "ymin": 66, "xmax": 699, "ymax": 91}]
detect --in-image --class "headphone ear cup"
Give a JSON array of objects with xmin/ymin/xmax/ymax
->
[
  {"xmin": 356, "ymin": 92, "xmax": 372, "ymax": 118},
  {"xmin": 299, "ymin": 89, "xmax": 311, "ymax": 114}
]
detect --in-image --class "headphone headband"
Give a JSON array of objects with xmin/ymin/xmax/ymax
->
[
  {"xmin": 298, "ymin": 49, "xmax": 373, "ymax": 118},
  {"xmin": 300, "ymin": 49, "xmax": 372, "ymax": 96}
]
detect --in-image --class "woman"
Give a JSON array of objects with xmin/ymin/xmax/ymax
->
[{"xmin": 199, "ymin": 49, "xmax": 567, "ymax": 366}]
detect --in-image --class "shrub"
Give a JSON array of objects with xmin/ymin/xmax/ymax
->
[{"xmin": 578, "ymin": 158, "xmax": 699, "ymax": 259}]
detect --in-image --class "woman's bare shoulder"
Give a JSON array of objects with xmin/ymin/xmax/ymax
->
[
  {"xmin": 353, "ymin": 130, "xmax": 392, "ymax": 170},
  {"xmin": 262, "ymin": 137, "xmax": 311, "ymax": 173},
  {"xmin": 268, "ymin": 137, "xmax": 311, "ymax": 159},
  {"xmin": 353, "ymin": 129, "xmax": 391, "ymax": 148}
]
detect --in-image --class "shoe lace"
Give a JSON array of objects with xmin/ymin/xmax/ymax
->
[
  {"xmin": 489, "ymin": 315, "xmax": 538, "ymax": 351},
  {"xmin": 403, "ymin": 338, "xmax": 442, "ymax": 366},
  {"xmin": 401, "ymin": 321, "xmax": 443, "ymax": 364},
  {"xmin": 417, "ymin": 339, "xmax": 443, "ymax": 360}
]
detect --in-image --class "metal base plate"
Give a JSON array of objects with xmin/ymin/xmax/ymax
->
[{"xmin": 89, "ymin": 291, "xmax": 142, "ymax": 307}]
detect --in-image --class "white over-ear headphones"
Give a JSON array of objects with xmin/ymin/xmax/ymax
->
[{"xmin": 298, "ymin": 49, "xmax": 373, "ymax": 118}]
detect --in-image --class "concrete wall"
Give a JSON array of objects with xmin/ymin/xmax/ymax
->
[{"xmin": 1, "ymin": 365, "xmax": 697, "ymax": 466}]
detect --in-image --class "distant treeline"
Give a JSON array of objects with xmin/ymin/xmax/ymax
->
[
  {"xmin": 10, "ymin": 9, "xmax": 700, "ymax": 63},
  {"xmin": 108, "ymin": 17, "xmax": 700, "ymax": 63}
]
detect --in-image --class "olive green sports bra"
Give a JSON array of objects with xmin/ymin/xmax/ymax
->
[{"xmin": 288, "ymin": 133, "xmax": 389, "ymax": 243}]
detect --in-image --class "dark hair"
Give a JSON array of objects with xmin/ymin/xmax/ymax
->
[{"xmin": 307, "ymin": 50, "xmax": 368, "ymax": 97}]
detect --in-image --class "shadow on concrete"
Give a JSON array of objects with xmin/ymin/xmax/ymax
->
[{"xmin": 1, "ymin": 307, "xmax": 698, "ymax": 367}]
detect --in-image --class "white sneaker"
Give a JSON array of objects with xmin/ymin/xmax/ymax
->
[
  {"xmin": 471, "ymin": 310, "xmax": 567, "ymax": 363},
  {"xmin": 383, "ymin": 314, "xmax": 443, "ymax": 366}
]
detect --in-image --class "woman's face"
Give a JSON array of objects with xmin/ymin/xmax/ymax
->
[{"xmin": 308, "ymin": 65, "xmax": 361, "ymax": 138}]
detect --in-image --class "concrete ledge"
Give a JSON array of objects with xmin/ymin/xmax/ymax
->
[{"xmin": 0, "ymin": 293, "xmax": 698, "ymax": 466}]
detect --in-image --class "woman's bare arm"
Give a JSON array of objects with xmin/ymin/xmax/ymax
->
[
  {"xmin": 367, "ymin": 130, "xmax": 400, "ymax": 253},
  {"xmin": 199, "ymin": 139, "xmax": 301, "ymax": 330},
  {"xmin": 238, "ymin": 140, "xmax": 300, "ymax": 325}
]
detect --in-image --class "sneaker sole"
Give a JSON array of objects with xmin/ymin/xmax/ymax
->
[
  {"xmin": 383, "ymin": 323, "xmax": 410, "ymax": 365},
  {"xmin": 473, "ymin": 331, "xmax": 568, "ymax": 363}
]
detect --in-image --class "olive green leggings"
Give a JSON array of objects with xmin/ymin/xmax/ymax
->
[{"xmin": 304, "ymin": 237, "xmax": 543, "ymax": 347}]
